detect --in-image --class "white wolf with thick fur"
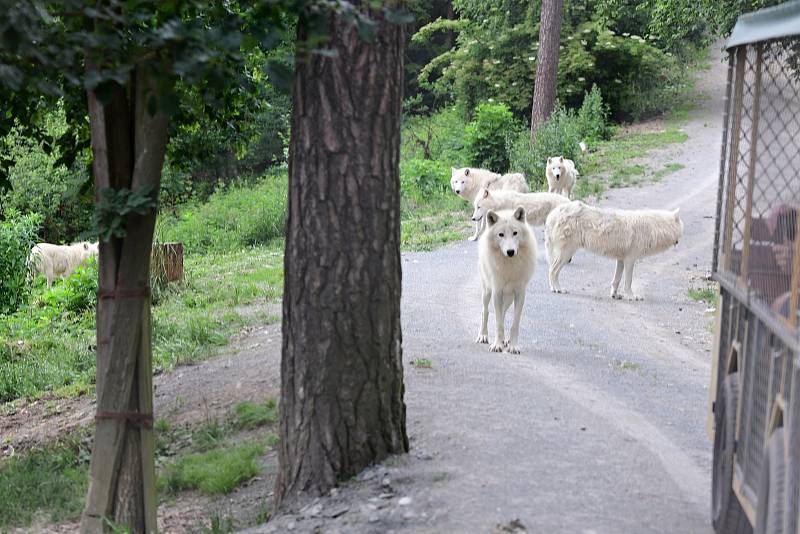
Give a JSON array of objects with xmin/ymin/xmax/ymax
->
[
  {"xmin": 471, "ymin": 189, "xmax": 569, "ymax": 234},
  {"xmin": 29, "ymin": 242, "xmax": 99, "ymax": 287},
  {"xmin": 546, "ymin": 156, "xmax": 579, "ymax": 198},
  {"xmin": 450, "ymin": 167, "xmax": 529, "ymax": 240},
  {"xmin": 477, "ymin": 207, "xmax": 537, "ymax": 354},
  {"xmin": 545, "ymin": 201, "xmax": 683, "ymax": 300}
]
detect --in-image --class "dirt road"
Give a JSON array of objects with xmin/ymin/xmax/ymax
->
[{"xmin": 255, "ymin": 51, "xmax": 728, "ymax": 534}]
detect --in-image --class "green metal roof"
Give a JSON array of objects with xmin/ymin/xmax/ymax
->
[{"xmin": 726, "ymin": 0, "xmax": 800, "ymax": 49}]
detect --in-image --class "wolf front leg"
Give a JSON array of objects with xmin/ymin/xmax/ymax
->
[
  {"xmin": 622, "ymin": 257, "xmax": 642, "ymax": 300},
  {"xmin": 490, "ymin": 291, "xmax": 505, "ymax": 352},
  {"xmin": 506, "ymin": 289, "xmax": 527, "ymax": 354},
  {"xmin": 476, "ymin": 282, "xmax": 491, "ymax": 343},
  {"xmin": 468, "ymin": 217, "xmax": 484, "ymax": 241},
  {"xmin": 610, "ymin": 259, "xmax": 624, "ymax": 299}
]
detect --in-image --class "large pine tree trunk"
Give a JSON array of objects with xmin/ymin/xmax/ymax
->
[
  {"xmin": 530, "ymin": 0, "xmax": 564, "ymax": 140},
  {"xmin": 81, "ymin": 64, "xmax": 167, "ymax": 533},
  {"xmin": 275, "ymin": 4, "xmax": 409, "ymax": 507}
]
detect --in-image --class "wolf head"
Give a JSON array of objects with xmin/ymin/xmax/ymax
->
[
  {"xmin": 547, "ymin": 156, "xmax": 566, "ymax": 181},
  {"xmin": 450, "ymin": 167, "xmax": 472, "ymax": 197},
  {"xmin": 471, "ymin": 188, "xmax": 494, "ymax": 221},
  {"xmin": 485, "ymin": 207, "xmax": 529, "ymax": 258}
]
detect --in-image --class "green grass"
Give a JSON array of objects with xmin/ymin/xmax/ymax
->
[
  {"xmin": 689, "ymin": 287, "xmax": 717, "ymax": 307},
  {"xmin": 159, "ymin": 441, "xmax": 265, "ymax": 495},
  {"xmin": 0, "ymin": 436, "xmax": 90, "ymax": 530},
  {"xmin": 401, "ymin": 193, "xmax": 472, "ymax": 251},
  {"xmin": 575, "ymin": 128, "xmax": 690, "ymax": 200},
  {"xmin": 411, "ymin": 358, "xmax": 433, "ymax": 369},
  {"xmin": 0, "ymin": 244, "xmax": 283, "ymax": 403},
  {"xmin": 231, "ymin": 399, "xmax": 278, "ymax": 431}
]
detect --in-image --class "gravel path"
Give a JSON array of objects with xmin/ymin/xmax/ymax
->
[{"xmin": 256, "ymin": 50, "xmax": 729, "ymax": 534}]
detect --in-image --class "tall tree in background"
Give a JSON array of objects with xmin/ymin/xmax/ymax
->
[
  {"xmin": 276, "ymin": 2, "xmax": 409, "ymax": 506},
  {"xmin": 530, "ymin": 0, "xmax": 563, "ymax": 140}
]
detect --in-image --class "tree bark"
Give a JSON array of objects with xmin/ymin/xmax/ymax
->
[
  {"xmin": 530, "ymin": 0, "xmax": 564, "ymax": 141},
  {"xmin": 275, "ymin": 3, "xmax": 409, "ymax": 507},
  {"xmin": 81, "ymin": 63, "xmax": 168, "ymax": 533}
]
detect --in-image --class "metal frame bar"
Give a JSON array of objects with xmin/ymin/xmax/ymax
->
[
  {"xmin": 739, "ymin": 44, "xmax": 763, "ymax": 285},
  {"xmin": 714, "ymin": 52, "xmax": 737, "ymax": 274},
  {"xmin": 722, "ymin": 46, "xmax": 749, "ymax": 273}
]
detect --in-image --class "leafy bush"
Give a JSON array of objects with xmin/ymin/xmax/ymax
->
[
  {"xmin": 509, "ymin": 87, "xmax": 610, "ymax": 189},
  {"xmin": 0, "ymin": 212, "xmax": 41, "ymax": 315},
  {"xmin": 576, "ymin": 85, "xmax": 610, "ymax": 143},
  {"xmin": 400, "ymin": 158, "xmax": 450, "ymax": 201},
  {"xmin": 39, "ymin": 257, "xmax": 98, "ymax": 316},
  {"xmin": 401, "ymin": 106, "xmax": 468, "ymax": 164},
  {"xmin": 464, "ymin": 103, "xmax": 518, "ymax": 172},
  {"xmin": 159, "ymin": 172, "xmax": 287, "ymax": 253}
]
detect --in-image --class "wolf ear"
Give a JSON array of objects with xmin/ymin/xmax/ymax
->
[
  {"xmin": 513, "ymin": 206, "xmax": 526, "ymax": 222},
  {"xmin": 559, "ymin": 156, "xmax": 564, "ymax": 163},
  {"xmin": 547, "ymin": 157, "xmax": 551, "ymax": 164},
  {"xmin": 486, "ymin": 210, "xmax": 499, "ymax": 226},
  {"xmin": 464, "ymin": 168, "xmax": 470, "ymax": 176},
  {"xmin": 482, "ymin": 188, "xmax": 490, "ymax": 199},
  {"xmin": 83, "ymin": 243, "xmax": 89, "ymax": 250},
  {"xmin": 451, "ymin": 167, "xmax": 456, "ymax": 173},
  {"xmin": 673, "ymin": 208, "xmax": 681, "ymax": 220}
]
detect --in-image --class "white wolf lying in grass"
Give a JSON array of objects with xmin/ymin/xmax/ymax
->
[
  {"xmin": 546, "ymin": 156, "xmax": 579, "ymax": 198},
  {"xmin": 29, "ymin": 242, "xmax": 99, "ymax": 287},
  {"xmin": 450, "ymin": 167, "xmax": 529, "ymax": 240},
  {"xmin": 471, "ymin": 189, "xmax": 569, "ymax": 237},
  {"xmin": 477, "ymin": 207, "xmax": 537, "ymax": 354},
  {"xmin": 545, "ymin": 201, "xmax": 683, "ymax": 300}
]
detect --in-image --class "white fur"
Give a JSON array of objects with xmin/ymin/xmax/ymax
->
[
  {"xmin": 544, "ymin": 202, "xmax": 683, "ymax": 299},
  {"xmin": 450, "ymin": 167, "xmax": 530, "ymax": 240},
  {"xmin": 471, "ymin": 189, "xmax": 570, "ymax": 232},
  {"xmin": 477, "ymin": 208, "xmax": 537, "ymax": 354},
  {"xmin": 29, "ymin": 242, "xmax": 99, "ymax": 287},
  {"xmin": 545, "ymin": 156, "xmax": 579, "ymax": 198}
]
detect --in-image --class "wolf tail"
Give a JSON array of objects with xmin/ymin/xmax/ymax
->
[{"xmin": 544, "ymin": 226, "xmax": 555, "ymax": 266}]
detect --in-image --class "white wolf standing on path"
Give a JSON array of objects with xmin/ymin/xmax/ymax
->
[
  {"xmin": 546, "ymin": 156, "xmax": 579, "ymax": 198},
  {"xmin": 450, "ymin": 167, "xmax": 529, "ymax": 240},
  {"xmin": 471, "ymin": 189, "xmax": 569, "ymax": 233},
  {"xmin": 477, "ymin": 207, "xmax": 537, "ymax": 354},
  {"xmin": 545, "ymin": 201, "xmax": 683, "ymax": 300}
]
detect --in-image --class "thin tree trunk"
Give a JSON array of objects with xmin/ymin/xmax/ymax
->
[
  {"xmin": 81, "ymin": 63, "xmax": 168, "ymax": 533},
  {"xmin": 530, "ymin": 0, "xmax": 564, "ymax": 141},
  {"xmin": 275, "ymin": 3, "xmax": 409, "ymax": 507}
]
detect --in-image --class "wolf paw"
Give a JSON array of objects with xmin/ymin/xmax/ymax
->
[
  {"xmin": 505, "ymin": 344, "xmax": 521, "ymax": 354},
  {"xmin": 489, "ymin": 343, "xmax": 504, "ymax": 353},
  {"xmin": 611, "ymin": 292, "xmax": 622, "ymax": 300},
  {"xmin": 624, "ymin": 294, "xmax": 643, "ymax": 301},
  {"xmin": 475, "ymin": 334, "xmax": 488, "ymax": 344},
  {"xmin": 553, "ymin": 288, "xmax": 567, "ymax": 294}
]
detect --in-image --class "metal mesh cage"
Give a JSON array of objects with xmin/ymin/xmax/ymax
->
[
  {"xmin": 712, "ymin": 10, "xmax": 800, "ymax": 522},
  {"xmin": 715, "ymin": 37, "xmax": 800, "ymax": 333}
]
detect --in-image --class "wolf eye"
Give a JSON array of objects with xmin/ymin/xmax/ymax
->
[
  {"xmin": 499, "ymin": 233, "xmax": 504, "ymax": 237},
  {"xmin": 513, "ymin": 231, "xmax": 518, "ymax": 236}
]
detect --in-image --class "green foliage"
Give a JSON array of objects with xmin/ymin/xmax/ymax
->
[
  {"xmin": 0, "ymin": 211, "xmax": 40, "ymax": 315},
  {"xmin": 0, "ymin": 436, "xmax": 90, "ymax": 529},
  {"xmin": 0, "ymin": 105, "xmax": 92, "ymax": 244},
  {"xmin": 689, "ymin": 287, "xmax": 717, "ymax": 307},
  {"xmin": 159, "ymin": 173, "xmax": 287, "ymax": 254},
  {"xmin": 464, "ymin": 103, "xmax": 518, "ymax": 172},
  {"xmin": 231, "ymin": 399, "xmax": 279, "ymax": 430},
  {"xmin": 159, "ymin": 441, "xmax": 264, "ymax": 495},
  {"xmin": 39, "ymin": 258, "xmax": 98, "ymax": 315},
  {"xmin": 576, "ymin": 85, "xmax": 610, "ymax": 142},
  {"xmin": 401, "ymin": 106, "xmax": 468, "ymax": 164},
  {"xmin": 94, "ymin": 185, "xmax": 157, "ymax": 240},
  {"xmin": 400, "ymin": 158, "xmax": 451, "ymax": 201}
]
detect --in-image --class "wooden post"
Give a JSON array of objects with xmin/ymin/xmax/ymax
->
[
  {"xmin": 788, "ymin": 214, "xmax": 800, "ymax": 327},
  {"xmin": 722, "ymin": 46, "xmax": 748, "ymax": 274},
  {"xmin": 740, "ymin": 45, "xmax": 763, "ymax": 285}
]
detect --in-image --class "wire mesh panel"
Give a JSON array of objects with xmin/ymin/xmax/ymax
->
[{"xmin": 716, "ymin": 37, "xmax": 800, "ymax": 329}]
